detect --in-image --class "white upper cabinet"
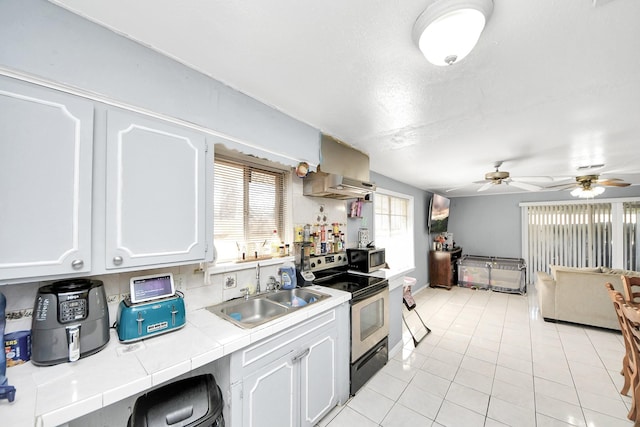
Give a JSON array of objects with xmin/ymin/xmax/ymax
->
[
  {"xmin": 105, "ymin": 109, "xmax": 211, "ymax": 270},
  {"xmin": 0, "ymin": 77, "xmax": 93, "ymax": 281},
  {"xmin": 0, "ymin": 75, "xmax": 214, "ymax": 284}
]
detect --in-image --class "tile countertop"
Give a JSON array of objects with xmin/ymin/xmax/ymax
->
[{"xmin": 1, "ymin": 285, "xmax": 351, "ymax": 427}]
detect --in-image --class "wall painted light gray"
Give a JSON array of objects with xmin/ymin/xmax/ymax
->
[
  {"xmin": 370, "ymin": 172, "xmax": 431, "ymax": 290},
  {"xmin": 0, "ymin": 0, "xmax": 320, "ymax": 167},
  {"xmin": 448, "ymin": 186, "xmax": 640, "ymax": 259}
]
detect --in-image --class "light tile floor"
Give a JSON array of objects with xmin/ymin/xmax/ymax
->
[{"xmin": 318, "ymin": 284, "xmax": 634, "ymax": 427}]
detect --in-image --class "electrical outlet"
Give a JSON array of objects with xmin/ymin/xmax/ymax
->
[
  {"xmin": 223, "ymin": 273, "xmax": 237, "ymax": 289},
  {"xmin": 107, "ymin": 294, "xmax": 119, "ymax": 304},
  {"xmin": 175, "ymin": 274, "xmax": 187, "ymax": 292}
]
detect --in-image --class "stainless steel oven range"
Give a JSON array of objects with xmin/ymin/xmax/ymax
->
[{"xmin": 306, "ymin": 252, "xmax": 389, "ymax": 396}]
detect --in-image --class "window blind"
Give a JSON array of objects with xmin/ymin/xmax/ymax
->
[
  {"xmin": 624, "ymin": 201, "xmax": 640, "ymax": 271},
  {"xmin": 214, "ymin": 156, "xmax": 287, "ymax": 261},
  {"xmin": 526, "ymin": 203, "xmax": 612, "ymax": 276}
]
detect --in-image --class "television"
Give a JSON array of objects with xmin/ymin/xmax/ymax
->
[{"xmin": 429, "ymin": 194, "xmax": 450, "ymax": 233}]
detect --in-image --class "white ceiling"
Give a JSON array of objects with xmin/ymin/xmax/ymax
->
[{"xmin": 51, "ymin": 0, "xmax": 640, "ymax": 196}]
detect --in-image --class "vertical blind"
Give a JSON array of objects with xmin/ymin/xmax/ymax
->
[
  {"xmin": 526, "ymin": 203, "xmax": 612, "ymax": 277},
  {"xmin": 214, "ymin": 156, "xmax": 287, "ymax": 261},
  {"xmin": 624, "ymin": 201, "xmax": 640, "ymax": 271}
]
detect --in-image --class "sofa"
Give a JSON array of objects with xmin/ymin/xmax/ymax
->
[{"xmin": 536, "ymin": 266, "xmax": 640, "ymax": 330}]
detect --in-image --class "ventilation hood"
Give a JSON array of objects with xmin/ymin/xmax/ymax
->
[{"xmin": 303, "ymin": 135, "xmax": 376, "ymax": 199}]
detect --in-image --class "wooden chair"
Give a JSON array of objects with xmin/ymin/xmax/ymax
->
[
  {"xmin": 605, "ymin": 283, "xmax": 635, "ymax": 396},
  {"xmin": 623, "ymin": 275, "xmax": 640, "ymax": 305},
  {"xmin": 621, "ymin": 301, "xmax": 640, "ymax": 425}
]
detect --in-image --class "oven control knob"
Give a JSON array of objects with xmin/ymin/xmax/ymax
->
[
  {"xmin": 318, "ymin": 259, "xmax": 322, "ymax": 264},
  {"xmin": 311, "ymin": 263, "xmax": 316, "ymax": 268},
  {"xmin": 338, "ymin": 256, "xmax": 342, "ymax": 261}
]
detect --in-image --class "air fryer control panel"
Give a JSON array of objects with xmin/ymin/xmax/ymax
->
[{"xmin": 59, "ymin": 299, "xmax": 87, "ymax": 322}]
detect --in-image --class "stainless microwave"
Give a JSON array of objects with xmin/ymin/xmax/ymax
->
[{"xmin": 347, "ymin": 247, "xmax": 386, "ymax": 273}]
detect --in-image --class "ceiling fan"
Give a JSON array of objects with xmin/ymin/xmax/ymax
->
[
  {"xmin": 474, "ymin": 161, "xmax": 549, "ymax": 192},
  {"xmin": 546, "ymin": 174, "xmax": 630, "ymax": 197}
]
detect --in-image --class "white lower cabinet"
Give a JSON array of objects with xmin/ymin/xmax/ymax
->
[
  {"xmin": 240, "ymin": 349, "xmax": 296, "ymax": 427},
  {"xmin": 228, "ymin": 303, "xmax": 350, "ymax": 427}
]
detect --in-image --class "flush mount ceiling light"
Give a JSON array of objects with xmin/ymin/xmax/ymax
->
[{"xmin": 413, "ymin": 0, "xmax": 494, "ymax": 66}]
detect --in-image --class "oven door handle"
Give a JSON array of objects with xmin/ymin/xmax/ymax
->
[{"xmin": 353, "ymin": 281, "xmax": 388, "ymax": 302}]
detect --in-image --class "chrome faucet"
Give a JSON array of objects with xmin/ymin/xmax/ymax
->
[
  {"xmin": 240, "ymin": 287, "xmax": 250, "ymax": 300},
  {"xmin": 256, "ymin": 263, "xmax": 261, "ymax": 294}
]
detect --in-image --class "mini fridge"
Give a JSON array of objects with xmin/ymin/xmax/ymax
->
[{"xmin": 457, "ymin": 255, "xmax": 526, "ymax": 294}]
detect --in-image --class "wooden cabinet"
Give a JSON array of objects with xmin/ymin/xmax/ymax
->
[
  {"xmin": 104, "ymin": 109, "xmax": 212, "ymax": 270},
  {"xmin": 429, "ymin": 247, "xmax": 462, "ymax": 290},
  {"xmin": 228, "ymin": 303, "xmax": 350, "ymax": 427},
  {"xmin": 0, "ymin": 76, "xmax": 94, "ymax": 281}
]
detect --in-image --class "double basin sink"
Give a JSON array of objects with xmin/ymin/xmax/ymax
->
[{"xmin": 206, "ymin": 288, "xmax": 330, "ymax": 329}]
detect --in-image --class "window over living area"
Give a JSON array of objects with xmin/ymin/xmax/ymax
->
[{"xmin": 521, "ymin": 198, "xmax": 640, "ymax": 282}]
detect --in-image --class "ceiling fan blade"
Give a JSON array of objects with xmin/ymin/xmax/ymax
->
[
  {"xmin": 597, "ymin": 177, "xmax": 623, "ymax": 183},
  {"xmin": 477, "ymin": 182, "xmax": 494, "ymax": 192},
  {"xmin": 546, "ymin": 182, "xmax": 578, "ymax": 190},
  {"xmin": 445, "ymin": 184, "xmax": 469, "ymax": 193},
  {"xmin": 601, "ymin": 181, "xmax": 631, "ymax": 187},
  {"xmin": 511, "ymin": 176, "xmax": 554, "ymax": 183},
  {"xmin": 508, "ymin": 181, "xmax": 542, "ymax": 191}
]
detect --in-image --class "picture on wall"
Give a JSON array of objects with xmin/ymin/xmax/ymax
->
[{"xmin": 430, "ymin": 194, "xmax": 450, "ymax": 233}]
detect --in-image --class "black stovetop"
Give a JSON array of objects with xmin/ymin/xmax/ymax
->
[{"xmin": 312, "ymin": 270, "xmax": 387, "ymax": 302}]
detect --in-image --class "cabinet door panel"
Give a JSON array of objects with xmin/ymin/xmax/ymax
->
[
  {"xmin": 105, "ymin": 110, "xmax": 208, "ymax": 269},
  {"xmin": 301, "ymin": 334, "xmax": 337, "ymax": 426},
  {"xmin": 0, "ymin": 77, "xmax": 93, "ymax": 280},
  {"xmin": 243, "ymin": 357, "xmax": 295, "ymax": 427}
]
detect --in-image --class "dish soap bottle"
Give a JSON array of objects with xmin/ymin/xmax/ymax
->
[{"xmin": 279, "ymin": 263, "xmax": 297, "ymax": 290}]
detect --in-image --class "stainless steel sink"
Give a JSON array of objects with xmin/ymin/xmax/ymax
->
[
  {"xmin": 265, "ymin": 288, "xmax": 330, "ymax": 307},
  {"xmin": 206, "ymin": 288, "xmax": 330, "ymax": 329}
]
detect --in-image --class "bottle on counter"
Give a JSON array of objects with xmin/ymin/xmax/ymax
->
[{"xmin": 270, "ymin": 230, "xmax": 280, "ymax": 256}]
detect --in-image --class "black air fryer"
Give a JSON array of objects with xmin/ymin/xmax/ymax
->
[{"xmin": 31, "ymin": 279, "xmax": 110, "ymax": 366}]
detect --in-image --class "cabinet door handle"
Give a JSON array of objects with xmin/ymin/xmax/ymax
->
[
  {"xmin": 71, "ymin": 259, "xmax": 84, "ymax": 270},
  {"xmin": 113, "ymin": 256, "xmax": 123, "ymax": 266},
  {"xmin": 292, "ymin": 348, "xmax": 310, "ymax": 363}
]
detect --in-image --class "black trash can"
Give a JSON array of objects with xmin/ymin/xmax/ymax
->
[{"xmin": 128, "ymin": 374, "xmax": 224, "ymax": 427}]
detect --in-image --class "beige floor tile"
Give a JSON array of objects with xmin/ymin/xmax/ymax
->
[{"xmin": 321, "ymin": 286, "xmax": 633, "ymax": 427}]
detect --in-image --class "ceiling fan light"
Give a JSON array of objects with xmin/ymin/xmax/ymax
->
[
  {"xmin": 413, "ymin": 0, "xmax": 493, "ymax": 66},
  {"xmin": 571, "ymin": 186, "xmax": 605, "ymax": 198}
]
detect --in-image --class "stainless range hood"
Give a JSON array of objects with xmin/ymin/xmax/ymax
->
[{"xmin": 303, "ymin": 135, "xmax": 376, "ymax": 199}]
